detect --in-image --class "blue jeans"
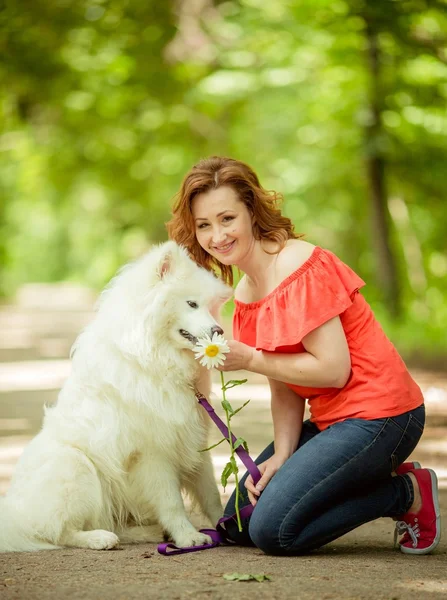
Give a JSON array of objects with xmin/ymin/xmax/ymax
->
[{"xmin": 224, "ymin": 405, "xmax": 425, "ymax": 555}]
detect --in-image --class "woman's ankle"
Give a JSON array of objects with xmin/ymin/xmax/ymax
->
[{"xmin": 407, "ymin": 472, "xmax": 422, "ymax": 513}]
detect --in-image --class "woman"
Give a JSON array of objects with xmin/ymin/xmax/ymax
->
[{"xmin": 167, "ymin": 156, "xmax": 441, "ymax": 555}]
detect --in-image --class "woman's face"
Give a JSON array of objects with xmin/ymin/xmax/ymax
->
[{"xmin": 191, "ymin": 186, "xmax": 255, "ymax": 266}]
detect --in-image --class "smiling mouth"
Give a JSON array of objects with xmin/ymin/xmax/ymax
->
[
  {"xmin": 179, "ymin": 329, "xmax": 198, "ymax": 345},
  {"xmin": 213, "ymin": 241, "xmax": 235, "ymax": 253}
]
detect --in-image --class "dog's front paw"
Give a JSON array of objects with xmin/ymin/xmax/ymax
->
[
  {"xmin": 173, "ymin": 530, "xmax": 212, "ymax": 548},
  {"xmin": 85, "ymin": 530, "xmax": 120, "ymax": 550}
]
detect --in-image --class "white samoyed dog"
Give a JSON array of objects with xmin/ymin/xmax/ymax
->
[{"xmin": 0, "ymin": 241, "xmax": 233, "ymax": 552}]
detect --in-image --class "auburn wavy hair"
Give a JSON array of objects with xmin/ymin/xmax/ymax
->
[{"xmin": 166, "ymin": 156, "xmax": 302, "ymax": 286}]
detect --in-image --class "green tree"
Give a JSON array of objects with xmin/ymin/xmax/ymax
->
[{"xmin": 1, "ymin": 0, "xmax": 446, "ymax": 358}]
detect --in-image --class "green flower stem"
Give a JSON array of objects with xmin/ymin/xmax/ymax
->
[{"xmin": 220, "ymin": 370, "xmax": 243, "ymax": 532}]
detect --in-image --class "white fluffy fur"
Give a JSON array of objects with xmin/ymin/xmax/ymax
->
[{"xmin": 0, "ymin": 241, "xmax": 232, "ymax": 552}]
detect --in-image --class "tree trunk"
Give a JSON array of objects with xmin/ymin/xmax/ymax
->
[{"xmin": 364, "ymin": 21, "xmax": 401, "ymax": 319}]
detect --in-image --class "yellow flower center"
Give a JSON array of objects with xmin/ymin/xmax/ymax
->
[{"xmin": 205, "ymin": 344, "xmax": 219, "ymax": 358}]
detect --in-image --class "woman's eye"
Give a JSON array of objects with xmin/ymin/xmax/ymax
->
[
  {"xmin": 223, "ymin": 216, "xmax": 234, "ymax": 223},
  {"xmin": 197, "ymin": 223, "xmax": 209, "ymax": 229},
  {"xmin": 187, "ymin": 301, "xmax": 198, "ymax": 309}
]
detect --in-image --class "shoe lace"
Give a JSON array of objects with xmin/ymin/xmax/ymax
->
[{"xmin": 394, "ymin": 519, "xmax": 420, "ymax": 548}]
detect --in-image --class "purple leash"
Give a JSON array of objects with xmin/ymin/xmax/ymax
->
[{"xmin": 158, "ymin": 391, "xmax": 261, "ymax": 555}]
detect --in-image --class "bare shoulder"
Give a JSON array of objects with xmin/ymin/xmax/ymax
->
[
  {"xmin": 234, "ymin": 275, "xmax": 249, "ymax": 302},
  {"xmin": 274, "ymin": 239, "xmax": 316, "ymax": 284},
  {"xmin": 234, "ymin": 240, "xmax": 317, "ymax": 303}
]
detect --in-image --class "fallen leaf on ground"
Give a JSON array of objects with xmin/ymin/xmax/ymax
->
[{"xmin": 223, "ymin": 573, "xmax": 271, "ymax": 582}]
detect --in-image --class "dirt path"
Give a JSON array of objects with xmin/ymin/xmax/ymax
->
[
  {"xmin": 1, "ymin": 511, "xmax": 446, "ymax": 600},
  {"xmin": 0, "ymin": 287, "xmax": 446, "ymax": 599}
]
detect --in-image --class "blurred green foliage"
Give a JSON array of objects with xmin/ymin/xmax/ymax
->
[{"xmin": 1, "ymin": 0, "xmax": 446, "ymax": 360}]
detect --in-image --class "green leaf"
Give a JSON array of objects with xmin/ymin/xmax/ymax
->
[
  {"xmin": 198, "ymin": 437, "xmax": 227, "ymax": 452},
  {"xmin": 233, "ymin": 436, "xmax": 249, "ymax": 453},
  {"xmin": 229, "ymin": 455, "xmax": 238, "ymax": 474},
  {"xmin": 222, "ymin": 379, "xmax": 248, "ymax": 391},
  {"xmin": 220, "ymin": 460, "xmax": 234, "ymax": 489},
  {"xmin": 253, "ymin": 574, "xmax": 271, "ymax": 582},
  {"xmin": 231, "ymin": 399, "xmax": 251, "ymax": 417},
  {"xmin": 221, "ymin": 399, "xmax": 234, "ymax": 415},
  {"xmin": 223, "ymin": 573, "xmax": 271, "ymax": 582}
]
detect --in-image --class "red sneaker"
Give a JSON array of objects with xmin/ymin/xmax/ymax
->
[
  {"xmin": 395, "ymin": 461, "xmax": 421, "ymax": 475},
  {"xmin": 394, "ymin": 468, "xmax": 441, "ymax": 554}
]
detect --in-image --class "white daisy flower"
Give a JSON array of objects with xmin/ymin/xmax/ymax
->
[{"xmin": 193, "ymin": 333, "xmax": 230, "ymax": 369}]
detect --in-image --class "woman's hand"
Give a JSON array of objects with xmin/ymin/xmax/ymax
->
[
  {"xmin": 217, "ymin": 340, "xmax": 255, "ymax": 372},
  {"xmin": 244, "ymin": 454, "xmax": 289, "ymax": 506}
]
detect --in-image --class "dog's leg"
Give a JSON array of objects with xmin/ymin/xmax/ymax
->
[
  {"xmin": 116, "ymin": 525, "xmax": 164, "ymax": 544},
  {"xmin": 17, "ymin": 445, "xmax": 119, "ymax": 551},
  {"xmin": 59, "ymin": 529, "xmax": 119, "ymax": 550},
  {"xmin": 50, "ymin": 452, "xmax": 120, "ymax": 550},
  {"xmin": 134, "ymin": 459, "xmax": 212, "ymax": 548},
  {"xmin": 185, "ymin": 453, "xmax": 223, "ymax": 527}
]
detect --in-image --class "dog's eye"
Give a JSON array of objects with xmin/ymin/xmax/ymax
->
[{"xmin": 187, "ymin": 301, "xmax": 198, "ymax": 309}]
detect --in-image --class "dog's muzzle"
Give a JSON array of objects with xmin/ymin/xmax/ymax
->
[{"xmin": 179, "ymin": 329, "xmax": 198, "ymax": 345}]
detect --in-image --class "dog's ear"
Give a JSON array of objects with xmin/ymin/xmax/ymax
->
[
  {"xmin": 157, "ymin": 241, "xmax": 180, "ymax": 280},
  {"xmin": 157, "ymin": 241, "xmax": 191, "ymax": 280},
  {"xmin": 158, "ymin": 253, "xmax": 172, "ymax": 279}
]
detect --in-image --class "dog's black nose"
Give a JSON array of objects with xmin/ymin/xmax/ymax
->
[{"xmin": 210, "ymin": 325, "xmax": 224, "ymax": 337}]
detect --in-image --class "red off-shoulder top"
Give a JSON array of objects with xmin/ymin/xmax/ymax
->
[{"xmin": 233, "ymin": 247, "xmax": 423, "ymax": 431}]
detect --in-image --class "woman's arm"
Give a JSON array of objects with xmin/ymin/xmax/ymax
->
[
  {"xmin": 244, "ymin": 379, "xmax": 305, "ymax": 504},
  {"xmin": 220, "ymin": 316, "xmax": 351, "ymax": 389},
  {"xmin": 270, "ymin": 378, "xmax": 305, "ymax": 461}
]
